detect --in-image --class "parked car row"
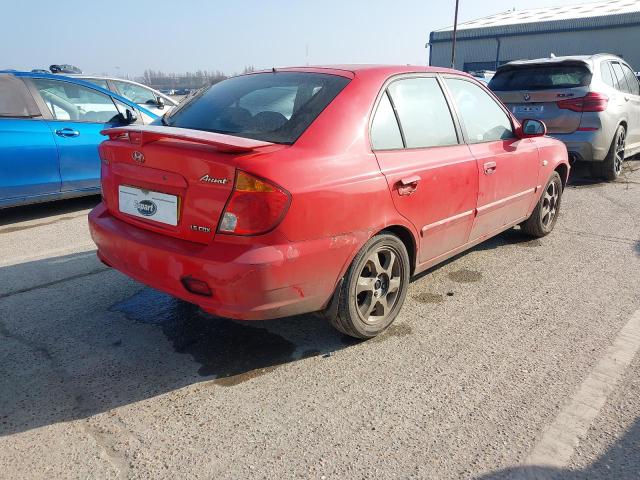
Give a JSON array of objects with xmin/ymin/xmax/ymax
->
[{"xmin": 3, "ymin": 55, "xmax": 633, "ymax": 338}]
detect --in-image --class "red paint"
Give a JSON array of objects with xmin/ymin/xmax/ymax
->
[{"xmin": 89, "ymin": 65, "xmax": 569, "ymax": 321}]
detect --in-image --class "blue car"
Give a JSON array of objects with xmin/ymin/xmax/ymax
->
[{"xmin": 0, "ymin": 71, "xmax": 158, "ymax": 209}]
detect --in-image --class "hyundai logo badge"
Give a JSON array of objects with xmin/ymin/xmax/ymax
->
[{"xmin": 132, "ymin": 151, "xmax": 145, "ymax": 164}]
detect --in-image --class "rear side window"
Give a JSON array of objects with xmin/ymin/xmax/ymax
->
[
  {"xmin": 489, "ymin": 65, "xmax": 592, "ymax": 91},
  {"xmin": 621, "ymin": 64, "xmax": 640, "ymax": 96},
  {"xmin": 445, "ymin": 78, "xmax": 514, "ymax": 143},
  {"xmin": 114, "ymin": 80, "xmax": 158, "ymax": 105},
  {"xmin": 387, "ymin": 77, "xmax": 458, "ymax": 148},
  {"xmin": 0, "ymin": 75, "xmax": 40, "ymax": 117},
  {"xmin": 164, "ymin": 72, "xmax": 350, "ymax": 144},
  {"xmin": 600, "ymin": 62, "xmax": 615, "ymax": 88},
  {"xmin": 32, "ymin": 78, "xmax": 121, "ymax": 123},
  {"xmin": 611, "ymin": 62, "xmax": 630, "ymax": 93},
  {"xmin": 370, "ymin": 92, "xmax": 403, "ymax": 150}
]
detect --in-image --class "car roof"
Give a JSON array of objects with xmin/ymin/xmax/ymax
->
[
  {"xmin": 254, "ymin": 64, "xmax": 469, "ymax": 79},
  {"xmin": 0, "ymin": 70, "xmax": 158, "ymax": 118},
  {"xmin": 497, "ymin": 54, "xmax": 625, "ymax": 71}
]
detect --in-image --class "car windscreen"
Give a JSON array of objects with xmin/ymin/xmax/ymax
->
[
  {"xmin": 489, "ymin": 65, "xmax": 592, "ymax": 91},
  {"xmin": 162, "ymin": 72, "xmax": 350, "ymax": 144}
]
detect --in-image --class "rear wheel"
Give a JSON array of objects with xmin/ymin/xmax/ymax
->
[
  {"xmin": 327, "ymin": 233, "xmax": 410, "ymax": 339},
  {"xmin": 520, "ymin": 171, "xmax": 563, "ymax": 238},
  {"xmin": 592, "ymin": 125, "xmax": 625, "ymax": 180}
]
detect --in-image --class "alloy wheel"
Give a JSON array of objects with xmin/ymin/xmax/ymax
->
[
  {"xmin": 541, "ymin": 180, "xmax": 560, "ymax": 228},
  {"xmin": 614, "ymin": 129, "xmax": 626, "ymax": 176},
  {"xmin": 355, "ymin": 247, "xmax": 403, "ymax": 323}
]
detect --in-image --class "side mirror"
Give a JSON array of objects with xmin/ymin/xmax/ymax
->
[
  {"xmin": 156, "ymin": 96, "xmax": 165, "ymax": 109},
  {"xmin": 520, "ymin": 119, "xmax": 546, "ymax": 138}
]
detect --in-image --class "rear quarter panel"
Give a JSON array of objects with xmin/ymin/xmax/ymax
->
[{"xmin": 233, "ymin": 72, "xmax": 419, "ymax": 273}]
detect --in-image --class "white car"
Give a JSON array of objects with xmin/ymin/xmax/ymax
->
[{"xmin": 64, "ymin": 75, "xmax": 179, "ymax": 116}]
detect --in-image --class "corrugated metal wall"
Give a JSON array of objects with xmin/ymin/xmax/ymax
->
[{"xmin": 431, "ymin": 25, "xmax": 640, "ymax": 71}]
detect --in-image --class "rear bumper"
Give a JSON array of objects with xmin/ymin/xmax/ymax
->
[
  {"xmin": 89, "ymin": 203, "xmax": 355, "ymax": 320},
  {"xmin": 551, "ymin": 130, "xmax": 609, "ymax": 162}
]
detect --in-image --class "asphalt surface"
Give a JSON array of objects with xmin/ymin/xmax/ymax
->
[{"xmin": 0, "ymin": 161, "xmax": 639, "ymax": 479}]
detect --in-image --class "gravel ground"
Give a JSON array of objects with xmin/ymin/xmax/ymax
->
[{"xmin": 0, "ymin": 161, "xmax": 639, "ymax": 479}]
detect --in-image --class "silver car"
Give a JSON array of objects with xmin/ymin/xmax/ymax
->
[{"xmin": 490, "ymin": 54, "xmax": 640, "ymax": 180}]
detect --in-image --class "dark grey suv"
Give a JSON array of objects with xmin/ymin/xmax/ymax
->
[{"xmin": 490, "ymin": 54, "xmax": 640, "ymax": 180}]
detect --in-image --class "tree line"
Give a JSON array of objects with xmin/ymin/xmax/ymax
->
[{"xmin": 137, "ymin": 66, "xmax": 255, "ymax": 90}]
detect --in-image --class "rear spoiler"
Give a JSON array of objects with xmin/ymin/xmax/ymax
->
[{"xmin": 101, "ymin": 125, "xmax": 274, "ymax": 153}]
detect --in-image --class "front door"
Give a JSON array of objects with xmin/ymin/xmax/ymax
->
[
  {"xmin": 443, "ymin": 76, "xmax": 540, "ymax": 241},
  {"xmin": 371, "ymin": 76, "xmax": 478, "ymax": 265},
  {"xmin": 30, "ymin": 78, "xmax": 125, "ymax": 191}
]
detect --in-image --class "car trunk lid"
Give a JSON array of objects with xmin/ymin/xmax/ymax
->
[{"xmin": 99, "ymin": 125, "xmax": 277, "ymax": 244}]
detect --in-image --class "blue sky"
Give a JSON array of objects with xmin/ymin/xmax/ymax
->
[{"xmin": 4, "ymin": 0, "xmax": 581, "ymax": 77}]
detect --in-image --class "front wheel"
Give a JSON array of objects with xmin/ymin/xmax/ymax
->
[
  {"xmin": 327, "ymin": 233, "xmax": 410, "ymax": 339},
  {"xmin": 520, "ymin": 171, "xmax": 563, "ymax": 238}
]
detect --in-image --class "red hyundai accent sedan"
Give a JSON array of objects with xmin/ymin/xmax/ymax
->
[{"xmin": 89, "ymin": 65, "xmax": 569, "ymax": 338}]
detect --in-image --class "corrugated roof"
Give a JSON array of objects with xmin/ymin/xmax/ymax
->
[{"xmin": 431, "ymin": 0, "xmax": 640, "ymax": 41}]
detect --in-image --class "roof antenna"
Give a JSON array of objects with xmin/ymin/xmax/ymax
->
[{"xmin": 272, "ymin": 67, "xmax": 277, "ymax": 73}]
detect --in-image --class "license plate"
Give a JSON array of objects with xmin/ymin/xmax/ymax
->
[
  {"xmin": 514, "ymin": 105, "xmax": 544, "ymax": 114},
  {"xmin": 118, "ymin": 185, "xmax": 178, "ymax": 226}
]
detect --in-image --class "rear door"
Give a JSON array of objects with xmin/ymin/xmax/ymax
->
[
  {"xmin": 0, "ymin": 75, "xmax": 60, "ymax": 202},
  {"xmin": 490, "ymin": 63, "xmax": 592, "ymax": 134},
  {"xmin": 29, "ymin": 77, "xmax": 136, "ymax": 191},
  {"xmin": 371, "ymin": 75, "xmax": 478, "ymax": 264},
  {"xmin": 444, "ymin": 76, "xmax": 540, "ymax": 241}
]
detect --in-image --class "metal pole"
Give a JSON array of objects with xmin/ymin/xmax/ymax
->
[{"xmin": 451, "ymin": 0, "xmax": 460, "ymax": 69}]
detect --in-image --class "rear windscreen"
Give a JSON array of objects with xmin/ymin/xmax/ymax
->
[
  {"xmin": 489, "ymin": 65, "xmax": 592, "ymax": 91},
  {"xmin": 162, "ymin": 72, "xmax": 350, "ymax": 144}
]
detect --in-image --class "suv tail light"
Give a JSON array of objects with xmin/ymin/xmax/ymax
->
[
  {"xmin": 218, "ymin": 171, "xmax": 291, "ymax": 235},
  {"xmin": 557, "ymin": 92, "xmax": 609, "ymax": 112}
]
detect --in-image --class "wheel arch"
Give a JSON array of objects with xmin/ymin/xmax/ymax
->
[
  {"xmin": 554, "ymin": 162, "xmax": 569, "ymax": 189},
  {"xmin": 380, "ymin": 224, "xmax": 418, "ymax": 275}
]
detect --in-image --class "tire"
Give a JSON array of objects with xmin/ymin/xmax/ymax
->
[
  {"xmin": 592, "ymin": 125, "xmax": 626, "ymax": 181},
  {"xmin": 327, "ymin": 233, "xmax": 410, "ymax": 339},
  {"xmin": 520, "ymin": 171, "xmax": 563, "ymax": 238}
]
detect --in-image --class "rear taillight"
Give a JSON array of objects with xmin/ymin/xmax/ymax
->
[
  {"xmin": 218, "ymin": 171, "xmax": 290, "ymax": 235},
  {"xmin": 557, "ymin": 92, "xmax": 608, "ymax": 112}
]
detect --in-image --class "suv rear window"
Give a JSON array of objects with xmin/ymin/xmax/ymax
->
[
  {"xmin": 489, "ymin": 65, "xmax": 592, "ymax": 91},
  {"xmin": 163, "ymin": 72, "xmax": 350, "ymax": 144}
]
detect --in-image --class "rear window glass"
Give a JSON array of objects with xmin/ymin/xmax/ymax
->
[
  {"xmin": 489, "ymin": 65, "xmax": 592, "ymax": 91},
  {"xmin": 163, "ymin": 72, "xmax": 350, "ymax": 144},
  {"xmin": 0, "ymin": 75, "xmax": 40, "ymax": 117}
]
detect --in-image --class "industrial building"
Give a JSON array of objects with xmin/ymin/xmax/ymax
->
[{"xmin": 428, "ymin": 0, "xmax": 640, "ymax": 72}]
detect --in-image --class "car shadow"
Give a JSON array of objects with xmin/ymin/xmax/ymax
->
[
  {"xmin": 477, "ymin": 417, "xmax": 640, "ymax": 479},
  {"xmin": 0, "ymin": 251, "xmax": 367, "ymax": 437},
  {"xmin": 0, "ymin": 195, "xmax": 100, "ymax": 227}
]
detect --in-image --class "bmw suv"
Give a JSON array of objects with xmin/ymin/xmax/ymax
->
[{"xmin": 490, "ymin": 54, "xmax": 640, "ymax": 180}]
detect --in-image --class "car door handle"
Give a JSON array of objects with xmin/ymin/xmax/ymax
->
[
  {"xmin": 483, "ymin": 162, "xmax": 497, "ymax": 175},
  {"xmin": 397, "ymin": 175, "xmax": 421, "ymax": 196},
  {"xmin": 55, "ymin": 128, "xmax": 80, "ymax": 138}
]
